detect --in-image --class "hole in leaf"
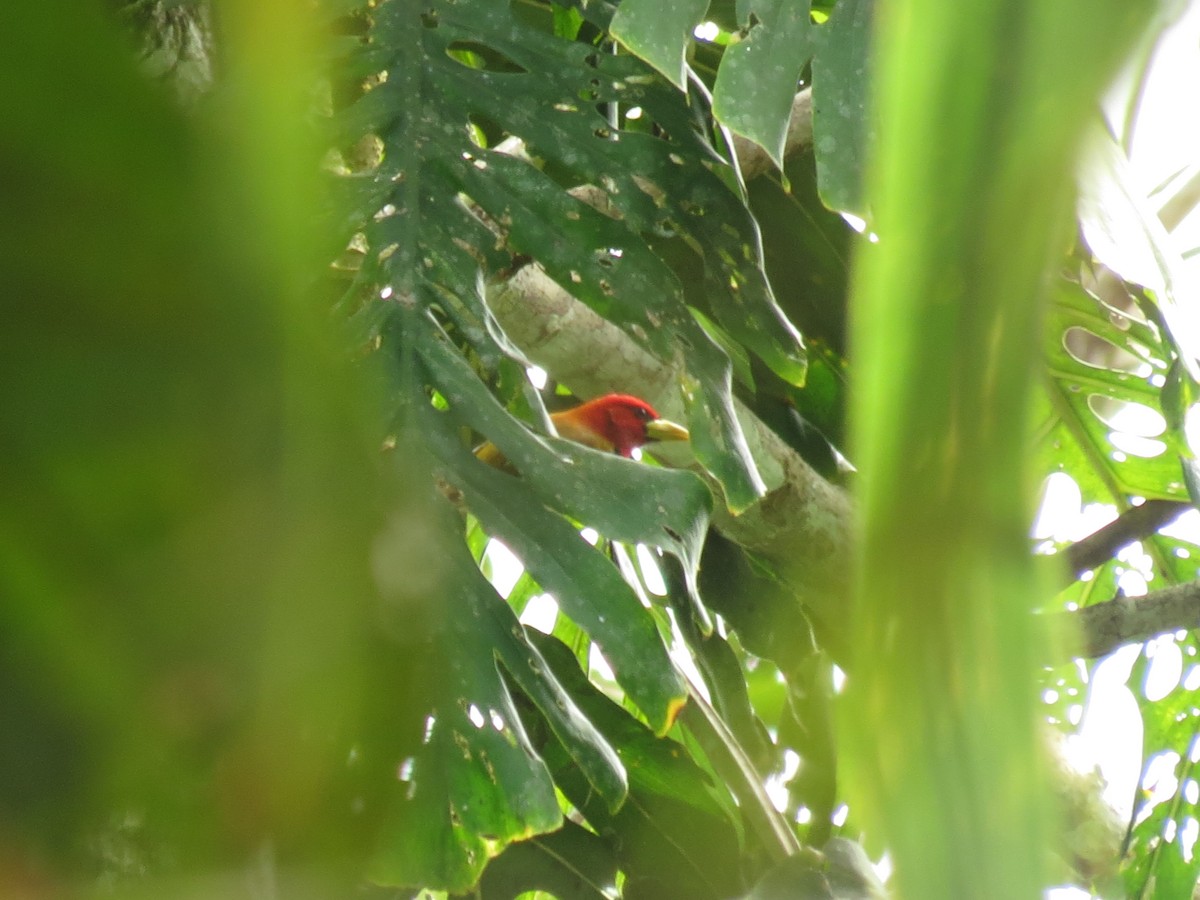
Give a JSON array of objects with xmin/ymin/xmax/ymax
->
[
  {"xmin": 1109, "ymin": 432, "xmax": 1167, "ymax": 458},
  {"xmin": 420, "ymin": 9, "xmax": 438, "ymax": 27},
  {"xmin": 1063, "ymin": 326, "xmax": 1148, "ymax": 374},
  {"xmin": 1031, "ymin": 472, "xmax": 1082, "ymax": 541},
  {"xmin": 467, "ymin": 113, "xmax": 506, "ymax": 149},
  {"xmin": 1087, "ymin": 395, "xmax": 1166, "ymax": 437},
  {"xmin": 446, "ymin": 41, "xmax": 527, "ymax": 73}
]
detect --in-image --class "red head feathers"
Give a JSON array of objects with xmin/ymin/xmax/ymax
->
[
  {"xmin": 474, "ymin": 393, "xmax": 690, "ymax": 469},
  {"xmin": 551, "ymin": 394, "xmax": 689, "ymax": 458}
]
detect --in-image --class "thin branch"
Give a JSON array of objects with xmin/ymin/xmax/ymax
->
[{"xmin": 1064, "ymin": 499, "xmax": 1192, "ymax": 578}]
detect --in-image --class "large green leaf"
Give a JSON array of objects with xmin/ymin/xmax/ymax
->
[
  {"xmin": 842, "ymin": 0, "xmax": 1150, "ymax": 895},
  {"xmin": 367, "ymin": 543, "xmax": 628, "ymax": 891},
  {"xmin": 1054, "ymin": 140, "xmax": 1200, "ymax": 898},
  {"xmin": 528, "ymin": 630, "xmax": 750, "ymax": 900},
  {"xmin": 810, "ymin": 0, "xmax": 874, "ymax": 216},
  {"xmin": 366, "ymin": 326, "xmax": 632, "ymax": 890},
  {"xmin": 1078, "ymin": 130, "xmax": 1200, "ymax": 382},
  {"xmin": 347, "ymin": 284, "xmax": 715, "ymax": 891},
  {"xmin": 331, "ymin": 0, "xmax": 811, "ymax": 512},
  {"xmin": 415, "ymin": 309, "xmax": 702, "ymax": 731},
  {"xmin": 610, "ymin": 0, "xmax": 710, "ymax": 90},
  {"xmin": 475, "ymin": 820, "xmax": 619, "ymax": 899},
  {"xmin": 712, "ymin": 1, "xmax": 814, "ymax": 171},
  {"xmin": 1038, "ymin": 277, "xmax": 1182, "ymax": 506},
  {"xmin": 466, "ymin": 471, "xmax": 688, "ymax": 724},
  {"xmin": 367, "ymin": 567, "xmax": 563, "ymax": 890}
]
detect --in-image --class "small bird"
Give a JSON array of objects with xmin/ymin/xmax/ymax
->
[{"xmin": 476, "ymin": 393, "xmax": 690, "ymax": 469}]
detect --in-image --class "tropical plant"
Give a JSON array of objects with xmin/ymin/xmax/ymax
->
[{"xmin": 4, "ymin": 1, "xmax": 1200, "ymax": 898}]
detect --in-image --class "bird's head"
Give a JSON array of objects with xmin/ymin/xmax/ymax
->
[{"xmin": 555, "ymin": 394, "xmax": 691, "ymax": 458}]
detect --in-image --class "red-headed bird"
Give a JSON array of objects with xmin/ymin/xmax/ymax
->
[{"xmin": 476, "ymin": 393, "xmax": 689, "ymax": 469}]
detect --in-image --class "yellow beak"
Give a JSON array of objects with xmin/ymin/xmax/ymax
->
[{"xmin": 644, "ymin": 418, "xmax": 690, "ymax": 444}]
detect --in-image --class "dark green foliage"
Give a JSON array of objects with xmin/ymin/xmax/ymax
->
[{"xmin": 8, "ymin": 0, "xmax": 1200, "ymax": 897}]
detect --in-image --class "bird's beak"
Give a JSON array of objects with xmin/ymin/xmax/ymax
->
[{"xmin": 645, "ymin": 418, "xmax": 690, "ymax": 444}]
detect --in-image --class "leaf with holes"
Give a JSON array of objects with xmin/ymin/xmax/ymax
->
[
  {"xmin": 364, "ymin": 315, "xmax": 631, "ymax": 892},
  {"xmin": 330, "ymin": 0, "xmax": 810, "ymax": 512},
  {"xmin": 1037, "ymin": 278, "xmax": 1184, "ymax": 506},
  {"xmin": 368, "ymin": 591, "xmax": 561, "ymax": 891},
  {"xmin": 365, "ymin": 507, "xmax": 569, "ymax": 891},
  {"xmin": 443, "ymin": 457, "xmax": 690, "ymax": 735},
  {"xmin": 368, "ymin": 521, "xmax": 628, "ymax": 893},
  {"xmin": 1121, "ymin": 644, "xmax": 1200, "ymax": 898},
  {"xmin": 416, "ymin": 313, "xmax": 703, "ymax": 732},
  {"xmin": 1079, "ymin": 130, "xmax": 1200, "ymax": 382}
]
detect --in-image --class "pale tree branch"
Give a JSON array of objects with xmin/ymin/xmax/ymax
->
[
  {"xmin": 486, "ymin": 263, "xmax": 854, "ymax": 642},
  {"xmin": 1054, "ymin": 580, "xmax": 1200, "ymax": 663},
  {"xmin": 484, "ymin": 86, "xmax": 857, "ymax": 639}
]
